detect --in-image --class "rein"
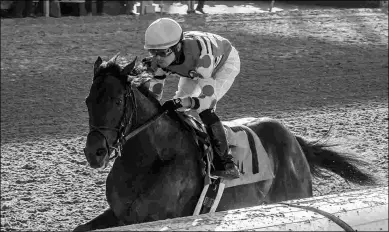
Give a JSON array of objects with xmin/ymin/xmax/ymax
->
[
  {"xmin": 88, "ymin": 81, "xmax": 166, "ymax": 160},
  {"xmin": 121, "ymin": 110, "xmax": 166, "ymax": 142}
]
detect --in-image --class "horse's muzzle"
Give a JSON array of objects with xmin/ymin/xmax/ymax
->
[
  {"xmin": 84, "ymin": 147, "xmax": 109, "ymax": 169},
  {"xmin": 96, "ymin": 147, "xmax": 108, "ymax": 157},
  {"xmin": 83, "ymin": 128, "xmax": 115, "ymax": 169}
]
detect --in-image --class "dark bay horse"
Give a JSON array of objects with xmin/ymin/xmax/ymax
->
[{"xmin": 74, "ymin": 54, "xmax": 375, "ymax": 231}]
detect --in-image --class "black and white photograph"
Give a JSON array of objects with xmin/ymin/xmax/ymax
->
[{"xmin": 1, "ymin": 0, "xmax": 388, "ymax": 231}]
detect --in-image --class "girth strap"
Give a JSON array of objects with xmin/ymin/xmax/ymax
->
[{"xmin": 174, "ymin": 112, "xmax": 210, "ymax": 147}]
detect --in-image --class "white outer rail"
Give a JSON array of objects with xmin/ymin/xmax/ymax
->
[{"xmin": 96, "ymin": 186, "xmax": 388, "ymax": 231}]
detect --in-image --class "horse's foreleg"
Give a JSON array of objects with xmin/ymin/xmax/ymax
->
[{"xmin": 73, "ymin": 208, "xmax": 121, "ymax": 232}]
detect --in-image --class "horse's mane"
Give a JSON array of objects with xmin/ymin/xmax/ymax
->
[
  {"xmin": 107, "ymin": 59, "xmax": 195, "ymax": 124},
  {"xmin": 95, "ymin": 60, "xmax": 123, "ymax": 80},
  {"xmin": 95, "ymin": 58, "xmax": 162, "ymax": 108},
  {"xmin": 129, "ymin": 62, "xmax": 196, "ymax": 123},
  {"xmin": 129, "ymin": 62, "xmax": 162, "ymax": 108}
]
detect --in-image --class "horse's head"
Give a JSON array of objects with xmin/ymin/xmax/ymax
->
[{"xmin": 83, "ymin": 53, "xmax": 140, "ymax": 169}]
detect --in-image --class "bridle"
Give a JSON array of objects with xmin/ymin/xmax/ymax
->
[
  {"xmin": 87, "ymin": 81, "xmax": 136, "ymax": 160},
  {"xmin": 86, "ymin": 79, "xmax": 166, "ymax": 161}
]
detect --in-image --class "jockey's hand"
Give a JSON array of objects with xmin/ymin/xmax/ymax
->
[
  {"xmin": 142, "ymin": 56, "xmax": 153, "ymax": 66},
  {"xmin": 162, "ymin": 98, "xmax": 183, "ymax": 112},
  {"xmin": 142, "ymin": 56, "xmax": 158, "ymax": 71}
]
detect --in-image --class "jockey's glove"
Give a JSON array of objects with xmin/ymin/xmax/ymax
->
[
  {"xmin": 141, "ymin": 56, "xmax": 153, "ymax": 65},
  {"xmin": 141, "ymin": 56, "xmax": 158, "ymax": 71},
  {"xmin": 162, "ymin": 98, "xmax": 184, "ymax": 112}
]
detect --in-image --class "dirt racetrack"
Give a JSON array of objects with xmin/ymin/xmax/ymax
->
[{"xmin": 1, "ymin": 7, "xmax": 388, "ymax": 231}]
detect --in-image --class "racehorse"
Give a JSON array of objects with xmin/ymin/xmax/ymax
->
[{"xmin": 74, "ymin": 54, "xmax": 375, "ymax": 231}]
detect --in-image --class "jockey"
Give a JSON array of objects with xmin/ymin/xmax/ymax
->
[{"xmin": 143, "ymin": 18, "xmax": 241, "ymax": 179}]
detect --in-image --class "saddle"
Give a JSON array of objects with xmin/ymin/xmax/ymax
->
[
  {"xmin": 171, "ymin": 111, "xmax": 274, "ymax": 183},
  {"xmin": 170, "ymin": 111, "xmax": 274, "ymax": 215}
]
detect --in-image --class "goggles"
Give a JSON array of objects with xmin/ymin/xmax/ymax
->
[{"xmin": 148, "ymin": 48, "xmax": 173, "ymax": 57}]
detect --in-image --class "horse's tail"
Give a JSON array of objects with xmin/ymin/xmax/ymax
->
[{"xmin": 295, "ymin": 135, "xmax": 376, "ymax": 185}]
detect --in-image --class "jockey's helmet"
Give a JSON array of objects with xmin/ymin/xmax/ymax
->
[{"xmin": 144, "ymin": 18, "xmax": 183, "ymax": 50}]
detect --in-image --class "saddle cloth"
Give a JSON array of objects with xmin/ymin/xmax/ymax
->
[{"xmin": 183, "ymin": 115, "xmax": 275, "ymax": 188}]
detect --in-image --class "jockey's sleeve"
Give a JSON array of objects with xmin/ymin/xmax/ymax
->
[{"xmin": 148, "ymin": 68, "xmax": 167, "ymax": 101}]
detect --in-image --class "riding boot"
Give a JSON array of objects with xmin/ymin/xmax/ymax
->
[{"xmin": 200, "ymin": 109, "xmax": 240, "ymax": 179}]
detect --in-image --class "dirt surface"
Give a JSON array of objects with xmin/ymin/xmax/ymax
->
[{"xmin": 1, "ymin": 8, "xmax": 388, "ymax": 231}]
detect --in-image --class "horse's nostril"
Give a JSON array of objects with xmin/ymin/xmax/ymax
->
[{"xmin": 96, "ymin": 148, "xmax": 107, "ymax": 157}]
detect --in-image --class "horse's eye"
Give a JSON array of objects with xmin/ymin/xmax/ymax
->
[{"xmin": 116, "ymin": 99, "xmax": 123, "ymax": 105}]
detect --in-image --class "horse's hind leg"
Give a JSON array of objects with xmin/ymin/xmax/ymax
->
[{"xmin": 73, "ymin": 208, "xmax": 121, "ymax": 232}]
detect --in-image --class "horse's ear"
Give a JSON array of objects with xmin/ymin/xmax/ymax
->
[
  {"xmin": 121, "ymin": 56, "xmax": 137, "ymax": 77},
  {"xmin": 94, "ymin": 56, "xmax": 103, "ymax": 77},
  {"xmin": 109, "ymin": 52, "xmax": 121, "ymax": 64}
]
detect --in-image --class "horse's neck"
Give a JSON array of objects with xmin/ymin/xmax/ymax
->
[
  {"xmin": 119, "ymin": 90, "xmax": 160, "ymax": 166},
  {"xmin": 112, "ymin": 91, "xmax": 203, "ymax": 222},
  {"xmin": 121, "ymin": 90, "xmax": 197, "ymax": 166},
  {"xmin": 133, "ymin": 90, "xmax": 160, "ymax": 125}
]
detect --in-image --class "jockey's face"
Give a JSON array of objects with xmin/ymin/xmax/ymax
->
[
  {"xmin": 149, "ymin": 43, "xmax": 181, "ymax": 68},
  {"xmin": 154, "ymin": 50, "xmax": 175, "ymax": 68}
]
